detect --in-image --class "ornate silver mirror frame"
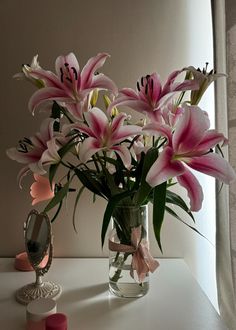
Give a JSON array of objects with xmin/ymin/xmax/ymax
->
[{"xmin": 15, "ymin": 210, "xmax": 62, "ymax": 305}]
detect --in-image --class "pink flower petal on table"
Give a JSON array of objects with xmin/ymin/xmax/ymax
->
[
  {"xmin": 146, "ymin": 146, "xmax": 185, "ymax": 187},
  {"xmin": 177, "ymin": 168, "xmax": 203, "ymax": 211}
]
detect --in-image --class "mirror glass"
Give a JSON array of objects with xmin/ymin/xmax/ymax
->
[{"xmin": 25, "ymin": 211, "xmax": 50, "ymax": 267}]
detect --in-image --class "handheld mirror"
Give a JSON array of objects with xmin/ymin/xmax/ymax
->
[{"xmin": 16, "ymin": 210, "xmax": 62, "ymax": 305}]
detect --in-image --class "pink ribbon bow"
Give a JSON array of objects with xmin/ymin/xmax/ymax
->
[{"xmin": 109, "ymin": 226, "xmax": 159, "ymax": 283}]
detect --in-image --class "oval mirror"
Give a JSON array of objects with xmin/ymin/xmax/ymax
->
[{"xmin": 25, "ymin": 210, "xmax": 51, "ymax": 267}]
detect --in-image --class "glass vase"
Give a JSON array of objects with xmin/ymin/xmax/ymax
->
[{"xmin": 109, "ymin": 204, "xmax": 150, "ymax": 298}]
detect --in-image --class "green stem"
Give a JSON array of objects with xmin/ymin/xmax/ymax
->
[{"xmin": 110, "ymin": 252, "xmax": 130, "ymax": 283}]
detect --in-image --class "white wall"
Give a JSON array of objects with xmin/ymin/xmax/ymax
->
[{"xmin": 1, "ymin": 0, "xmax": 217, "ymax": 308}]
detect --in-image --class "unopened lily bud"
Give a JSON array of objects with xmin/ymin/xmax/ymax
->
[
  {"xmin": 103, "ymin": 94, "xmax": 119, "ymax": 117},
  {"xmin": 90, "ymin": 89, "xmax": 99, "ymax": 107}
]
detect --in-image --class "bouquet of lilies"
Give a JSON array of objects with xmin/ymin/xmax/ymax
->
[{"xmin": 7, "ymin": 52, "xmax": 236, "ymax": 252}]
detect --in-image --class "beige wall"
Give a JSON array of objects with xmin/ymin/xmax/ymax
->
[{"xmin": 1, "ymin": 0, "xmax": 213, "ymax": 261}]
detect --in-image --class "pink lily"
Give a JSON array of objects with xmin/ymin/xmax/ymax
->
[
  {"xmin": 72, "ymin": 107, "xmax": 142, "ymax": 167},
  {"xmin": 108, "ymin": 70, "xmax": 198, "ymax": 122},
  {"xmin": 6, "ymin": 118, "xmax": 60, "ymax": 186},
  {"xmin": 28, "ymin": 52, "xmax": 117, "ymax": 120},
  {"xmin": 30, "ymin": 174, "xmax": 55, "ymax": 205},
  {"xmin": 146, "ymin": 105, "xmax": 236, "ymax": 211}
]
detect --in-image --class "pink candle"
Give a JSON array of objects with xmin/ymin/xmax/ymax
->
[
  {"xmin": 26, "ymin": 298, "xmax": 57, "ymax": 330},
  {"xmin": 45, "ymin": 313, "xmax": 67, "ymax": 330}
]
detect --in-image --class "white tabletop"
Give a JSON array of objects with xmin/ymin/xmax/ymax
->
[{"xmin": 0, "ymin": 258, "xmax": 228, "ymax": 330}]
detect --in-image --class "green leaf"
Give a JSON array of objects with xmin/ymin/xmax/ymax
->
[
  {"xmin": 101, "ymin": 190, "xmax": 134, "ymax": 248},
  {"xmin": 135, "ymin": 148, "xmax": 159, "ymax": 205},
  {"xmin": 51, "ymin": 102, "xmax": 61, "ymax": 131},
  {"xmin": 74, "ymin": 168, "xmax": 107, "ymax": 198},
  {"xmin": 44, "ymin": 181, "xmax": 71, "ymax": 213},
  {"xmin": 72, "ymin": 186, "xmax": 85, "ymax": 233},
  {"xmin": 165, "ymin": 206, "xmax": 206, "ymax": 239},
  {"xmin": 166, "ymin": 190, "xmax": 195, "ymax": 222},
  {"xmin": 50, "ymin": 201, "xmax": 63, "ymax": 223},
  {"xmin": 49, "ymin": 164, "xmax": 59, "ymax": 189},
  {"xmin": 153, "ymin": 182, "xmax": 167, "ymax": 253}
]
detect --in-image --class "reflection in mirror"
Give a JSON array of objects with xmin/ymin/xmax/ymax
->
[
  {"xmin": 26, "ymin": 211, "xmax": 50, "ymax": 267},
  {"xmin": 15, "ymin": 210, "xmax": 62, "ymax": 305}
]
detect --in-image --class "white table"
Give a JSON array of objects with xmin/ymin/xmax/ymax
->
[{"xmin": 0, "ymin": 258, "xmax": 228, "ymax": 330}]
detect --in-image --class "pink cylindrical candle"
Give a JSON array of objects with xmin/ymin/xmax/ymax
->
[
  {"xmin": 45, "ymin": 313, "xmax": 67, "ymax": 330},
  {"xmin": 26, "ymin": 298, "xmax": 57, "ymax": 330}
]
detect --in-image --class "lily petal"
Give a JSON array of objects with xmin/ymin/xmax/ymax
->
[
  {"xmin": 187, "ymin": 153, "xmax": 236, "ymax": 184},
  {"xmin": 111, "ymin": 145, "xmax": 131, "ymax": 168},
  {"xmin": 173, "ymin": 105, "xmax": 210, "ymax": 153},
  {"xmin": 29, "ymin": 87, "xmax": 70, "ymax": 114},
  {"xmin": 81, "ymin": 53, "xmax": 110, "ymax": 88},
  {"xmin": 146, "ymin": 146, "xmax": 185, "ymax": 187},
  {"xmin": 177, "ymin": 168, "xmax": 203, "ymax": 211},
  {"xmin": 79, "ymin": 137, "xmax": 103, "ymax": 163}
]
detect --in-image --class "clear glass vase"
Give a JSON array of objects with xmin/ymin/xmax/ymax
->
[{"xmin": 109, "ymin": 204, "xmax": 149, "ymax": 298}]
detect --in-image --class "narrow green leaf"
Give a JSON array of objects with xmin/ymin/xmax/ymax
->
[
  {"xmin": 51, "ymin": 102, "xmax": 61, "ymax": 131},
  {"xmin": 101, "ymin": 190, "xmax": 134, "ymax": 248},
  {"xmin": 44, "ymin": 181, "xmax": 70, "ymax": 213},
  {"xmin": 50, "ymin": 201, "xmax": 63, "ymax": 223},
  {"xmin": 165, "ymin": 206, "xmax": 207, "ymax": 240},
  {"xmin": 49, "ymin": 164, "xmax": 59, "ymax": 189},
  {"xmin": 135, "ymin": 148, "xmax": 159, "ymax": 205},
  {"xmin": 74, "ymin": 168, "xmax": 106, "ymax": 198},
  {"xmin": 153, "ymin": 182, "xmax": 167, "ymax": 253},
  {"xmin": 166, "ymin": 190, "xmax": 195, "ymax": 222},
  {"xmin": 72, "ymin": 186, "xmax": 85, "ymax": 233}
]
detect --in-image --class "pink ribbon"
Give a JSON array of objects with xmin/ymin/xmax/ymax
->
[{"xmin": 109, "ymin": 226, "xmax": 159, "ymax": 283}]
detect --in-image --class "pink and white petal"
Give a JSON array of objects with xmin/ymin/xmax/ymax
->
[
  {"xmin": 6, "ymin": 147, "xmax": 35, "ymax": 164},
  {"xmin": 196, "ymin": 130, "xmax": 227, "ymax": 152},
  {"xmin": 39, "ymin": 118, "xmax": 55, "ymax": 142},
  {"xmin": 90, "ymin": 74, "xmax": 118, "ymax": 94},
  {"xmin": 72, "ymin": 121, "xmax": 96, "ymax": 138},
  {"xmin": 41, "ymin": 139, "xmax": 60, "ymax": 164},
  {"xmin": 112, "ymin": 125, "xmax": 142, "ymax": 144},
  {"xmin": 120, "ymin": 88, "xmax": 139, "ymax": 99},
  {"xmin": 29, "ymin": 161, "xmax": 46, "ymax": 175},
  {"xmin": 30, "ymin": 69, "xmax": 65, "ymax": 90},
  {"xmin": 28, "ymin": 87, "xmax": 71, "ymax": 114},
  {"xmin": 173, "ymin": 105, "xmax": 210, "ymax": 153},
  {"xmin": 111, "ymin": 145, "xmax": 131, "ymax": 168},
  {"xmin": 177, "ymin": 168, "xmax": 203, "ymax": 211},
  {"xmin": 79, "ymin": 137, "xmax": 103, "ymax": 163},
  {"xmin": 149, "ymin": 73, "xmax": 162, "ymax": 104},
  {"xmin": 142, "ymin": 123, "xmax": 172, "ymax": 143},
  {"xmin": 170, "ymin": 79, "xmax": 199, "ymax": 92},
  {"xmin": 161, "ymin": 70, "xmax": 182, "ymax": 95},
  {"xmin": 111, "ymin": 112, "xmax": 127, "ymax": 132},
  {"xmin": 81, "ymin": 53, "xmax": 110, "ymax": 88},
  {"xmin": 146, "ymin": 146, "xmax": 185, "ymax": 187},
  {"xmin": 85, "ymin": 107, "xmax": 108, "ymax": 138},
  {"xmin": 55, "ymin": 53, "xmax": 80, "ymax": 77},
  {"xmin": 17, "ymin": 166, "xmax": 31, "ymax": 188},
  {"xmin": 65, "ymin": 102, "xmax": 85, "ymax": 121},
  {"xmin": 187, "ymin": 153, "xmax": 236, "ymax": 184}
]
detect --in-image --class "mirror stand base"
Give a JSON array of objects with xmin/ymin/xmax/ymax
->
[{"xmin": 15, "ymin": 281, "xmax": 62, "ymax": 305}]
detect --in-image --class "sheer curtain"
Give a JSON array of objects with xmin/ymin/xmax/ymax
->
[{"xmin": 212, "ymin": 1, "xmax": 236, "ymax": 329}]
